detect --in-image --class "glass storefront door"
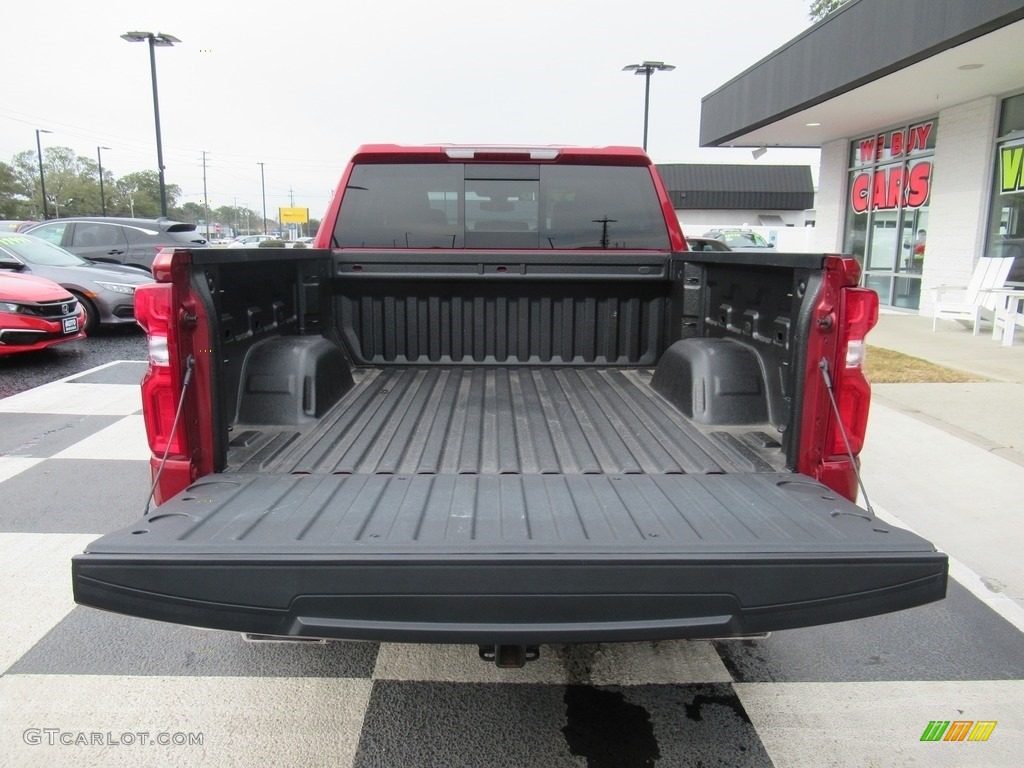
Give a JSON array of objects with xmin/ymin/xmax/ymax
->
[{"xmin": 845, "ymin": 120, "xmax": 937, "ymax": 309}]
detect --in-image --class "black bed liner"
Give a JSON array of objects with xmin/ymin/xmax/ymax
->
[{"xmin": 225, "ymin": 366, "xmax": 785, "ymax": 475}]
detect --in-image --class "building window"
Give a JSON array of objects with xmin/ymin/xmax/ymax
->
[
  {"xmin": 984, "ymin": 93, "xmax": 1024, "ymax": 282},
  {"xmin": 844, "ymin": 119, "xmax": 937, "ymax": 310}
]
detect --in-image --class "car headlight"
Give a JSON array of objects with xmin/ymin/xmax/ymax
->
[
  {"xmin": 0, "ymin": 301, "xmax": 26, "ymax": 313},
  {"xmin": 94, "ymin": 282, "xmax": 137, "ymax": 295}
]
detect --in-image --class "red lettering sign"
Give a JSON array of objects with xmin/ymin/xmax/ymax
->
[
  {"xmin": 911, "ymin": 123, "xmax": 932, "ymax": 152},
  {"xmin": 857, "ymin": 121, "xmax": 934, "ymax": 165},
  {"xmin": 849, "ymin": 161, "xmax": 931, "ymax": 213},
  {"xmin": 891, "ymin": 130, "xmax": 904, "ymax": 157},
  {"xmin": 851, "ymin": 173, "xmax": 870, "ymax": 213},
  {"xmin": 906, "ymin": 161, "xmax": 931, "ymax": 207},
  {"xmin": 859, "ymin": 138, "xmax": 877, "ymax": 163}
]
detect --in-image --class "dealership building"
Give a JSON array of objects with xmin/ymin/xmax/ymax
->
[{"xmin": 699, "ymin": 0, "xmax": 1024, "ymax": 312}]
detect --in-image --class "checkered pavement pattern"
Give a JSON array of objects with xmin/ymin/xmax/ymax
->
[{"xmin": 1, "ymin": 362, "xmax": 1021, "ymax": 767}]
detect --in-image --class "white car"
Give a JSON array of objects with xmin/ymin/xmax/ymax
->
[{"xmin": 227, "ymin": 234, "xmax": 276, "ymax": 248}]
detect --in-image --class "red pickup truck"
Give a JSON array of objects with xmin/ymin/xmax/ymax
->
[{"xmin": 72, "ymin": 144, "xmax": 946, "ymax": 666}]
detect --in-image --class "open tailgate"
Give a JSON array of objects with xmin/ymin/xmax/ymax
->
[{"xmin": 73, "ymin": 471, "xmax": 947, "ymax": 643}]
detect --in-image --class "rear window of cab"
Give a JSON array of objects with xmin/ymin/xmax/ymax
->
[{"xmin": 333, "ymin": 163, "xmax": 670, "ymax": 250}]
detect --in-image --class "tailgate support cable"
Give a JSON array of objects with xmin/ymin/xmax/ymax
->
[
  {"xmin": 818, "ymin": 358, "xmax": 875, "ymax": 518},
  {"xmin": 144, "ymin": 354, "xmax": 195, "ymax": 516}
]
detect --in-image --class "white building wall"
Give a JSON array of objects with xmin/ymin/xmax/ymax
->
[
  {"xmin": 920, "ymin": 96, "xmax": 999, "ymax": 312},
  {"xmin": 814, "ymin": 139, "xmax": 848, "ymax": 254}
]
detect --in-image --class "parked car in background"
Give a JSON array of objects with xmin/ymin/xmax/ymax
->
[
  {"xmin": 703, "ymin": 229, "xmax": 776, "ymax": 252},
  {"xmin": 0, "ymin": 220, "xmax": 37, "ymax": 233},
  {"xmin": 227, "ymin": 234, "xmax": 275, "ymax": 248},
  {"xmin": 0, "ymin": 233, "xmax": 152, "ymax": 334},
  {"xmin": 0, "ymin": 271, "xmax": 85, "ymax": 355},
  {"xmin": 22, "ymin": 217, "xmax": 208, "ymax": 272},
  {"xmin": 685, "ymin": 236, "xmax": 732, "ymax": 252}
]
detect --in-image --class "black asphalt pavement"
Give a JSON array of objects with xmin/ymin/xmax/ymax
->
[{"xmin": 0, "ymin": 326, "xmax": 145, "ymax": 399}]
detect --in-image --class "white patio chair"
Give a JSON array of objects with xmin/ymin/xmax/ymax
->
[{"xmin": 931, "ymin": 256, "xmax": 1016, "ymax": 333}]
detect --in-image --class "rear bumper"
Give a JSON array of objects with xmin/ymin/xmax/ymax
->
[{"xmin": 72, "ymin": 552, "xmax": 948, "ymax": 644}]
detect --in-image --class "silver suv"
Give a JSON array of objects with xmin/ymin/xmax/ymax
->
[{"xmin": 23, "ymin": 217, "xmax": 208, "ymax": 273}]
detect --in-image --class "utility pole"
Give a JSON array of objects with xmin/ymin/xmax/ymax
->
[
  {"xmin": 202, "ymin": 151, "xmax": 211, "ymax": 240},
  {"xmin": 35, "ymin": 129, "xmax": 52, "ymax": 220},
  {"xmin": 97, "ymin": 146, "xmax": 111, "ymax": 216},
  {"xmin": 258, "ymin": 162, "xmax": 267, "ymax": 235},
  {"xmin": 289, "ymin": 187, "xmax": 296, "ymax": 237}
]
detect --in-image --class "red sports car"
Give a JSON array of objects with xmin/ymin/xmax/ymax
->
[{"xmin": 0, "ymin": 272, "xmax": 86, "ymax": 355}]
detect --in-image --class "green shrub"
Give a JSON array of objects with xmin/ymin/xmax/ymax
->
[{"xmin": 257, "ymin": 239, "xmax": 287, "ymax": 248}]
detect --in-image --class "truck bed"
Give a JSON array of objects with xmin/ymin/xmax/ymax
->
[
  {"xmin": 72, "ymin": 249, "xmax": 947, "ymax": 644},
  {"xmin": 225, "ymin": 366, "xmax": 784, "ymax": 476}
]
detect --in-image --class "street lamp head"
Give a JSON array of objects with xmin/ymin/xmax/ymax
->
[
  {"xmin": 36, "ymin": 128, "xmax": 52, "ymax": 135},
  {"xmin": 623, "ymin": 61, "xmax": 676, "ymax": 75},
  {"xmin": 121, "ymin": 31, "xmax": 180, "ymax": 46}
]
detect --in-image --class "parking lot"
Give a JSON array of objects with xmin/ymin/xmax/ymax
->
[{"xmin": 0, "ymin": 320, "xmax": 1021, "ymax": 767}]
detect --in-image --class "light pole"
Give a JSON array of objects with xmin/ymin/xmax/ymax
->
[
  {"xmin": 97, "ymin": 146, "xmax": 111, "ymax": 216},
  {"xmin": 257, "ymin": 162, "xmax": 267, "ymax": 235},
  {"xmin": 121, "ymin": 31, "xmax": 180, "ymax": 217},
  {"xmin": 622, "ymin": 60, "xmax": 676, "ymax": 152},
  {"xmin": 35, "ymin": 129, "xmax": 52, "ymax": 220}
]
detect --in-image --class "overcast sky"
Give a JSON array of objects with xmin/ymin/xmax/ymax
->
[{"xmin": 3, "ymin": 0, "xmax": 821, "ymax": 218}]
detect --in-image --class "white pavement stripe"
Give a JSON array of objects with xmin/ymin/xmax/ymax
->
[
  {"xmin": 861, "ymin": 403, "xmax": 1024, "ymax": 620},
  {"xmin": 735, "ymin": 680, "xmax": 1023, "ymax": 768},
  {"xmin": 0, "ymin": 383, "xmax": 142, "ymax": 416},
  {"xmin": 0, "ymin": 457, "xmax": 44, "ymax": 485},
  {"xmin": 51, "ymin": 416, "xmax": 150, "ymax": 462},
  {"xmin": 947, "ymin": 557, "xmax": 1024, "ymax": 635},
  {"xmin": 0, "ymin": 533, "xmax": 100, "ymax": 673},
  {"xmin": 0, "ymin": 675, "xmax": 372, "ymax": 768},
  {"xmin": 870, "ymin": 504, "xmax": 1024, "ymax": 634},
  {"xmin": 48, "ymin": 360, "xmax": 141, "ymax": 385},
  {"xmin": 372, "ymin": 640, "xmax": 732, "ymax": 685}
]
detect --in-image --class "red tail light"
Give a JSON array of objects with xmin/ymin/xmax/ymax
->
[
  {"xmin": 798, "ymin": 256, "xmax": 880, "ymax": 502},
  {"xmin": 135, "ymin": 282, "xmax": 187, "ymax": 458},
  {"xmin": 135, "ymin": 248, "xmax": 211, "ymax": 506},
  {"xmin": 826, "ymin": 286, "xmax": 878, "ymax": 457}
]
